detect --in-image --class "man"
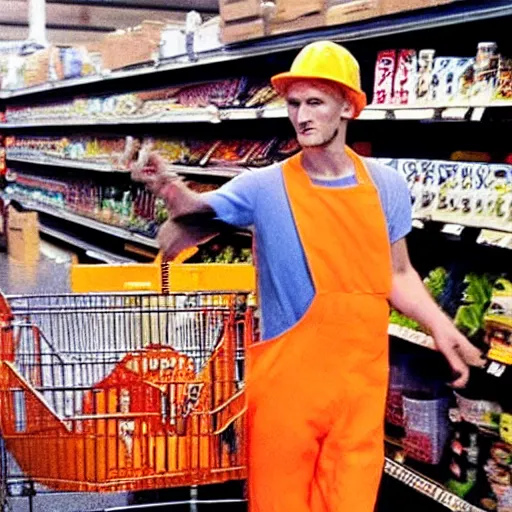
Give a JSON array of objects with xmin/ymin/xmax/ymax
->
[{"xmin": 133, "ymin": 41, "xmax": 484, "ymax": 511}]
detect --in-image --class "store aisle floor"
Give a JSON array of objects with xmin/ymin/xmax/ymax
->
[{"xmin": 0, "ymin": 243, "xmax": 70, "ymax": 295}]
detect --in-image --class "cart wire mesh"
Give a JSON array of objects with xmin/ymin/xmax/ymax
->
[{"xmin": 0, "ymin": 292, "xmax": 253, "ymax": 495}]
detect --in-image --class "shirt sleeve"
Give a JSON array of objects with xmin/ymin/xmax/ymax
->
[
  {"xmin": 202, "ymin": 170, "xmax": 259, "ymax": 228},
  {"xmin": 385, "ymin": 168, "xmax": 413, "ymax": 244}
]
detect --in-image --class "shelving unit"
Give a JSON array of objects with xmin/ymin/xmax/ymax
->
[
  {"xmin": 384, "ymin": 458, "xmax": 485, "ymax": 512},
  {"xmin": 3, "ymin": 194, "xmax": 159, "ymax": 249},
  {"xmin": 2, "ymin": 2, "xmax": 512, "ymax": 512}
]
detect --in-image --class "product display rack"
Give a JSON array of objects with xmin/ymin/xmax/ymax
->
[{"xmin": 3, "ymin": 3, "xmax": 512, "ymax": 512}]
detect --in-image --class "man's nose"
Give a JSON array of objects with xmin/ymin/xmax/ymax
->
[{"xmin": 297, "ymin": 104, "xmax": 311, "ymax": 125}]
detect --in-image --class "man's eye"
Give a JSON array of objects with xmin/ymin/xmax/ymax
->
[
  {"xmin": 287, "ymin": 101, "xmax": 299, "ymax": 108},
  {"xmin": 308, "ymin": 100, "xmax": 322, "ymax": 106}
]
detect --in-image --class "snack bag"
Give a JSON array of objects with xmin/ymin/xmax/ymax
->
[
  {"xmin": 393, "ymin": 50, "xmax": 417, "ymax": 105},
  {"xmin": 496, "ymin": 57, "xmax": 512, "ymax": 100},
  {"xmin": 431, "ymin": 57, "xmax": 458, "ymax": 104},
  {"xmin": 474, "ymin": 42, "xmax": 499, "ymax": 103},
  {"xmin": 452, "ymin": 58, "xmax": 475, "ymax": 103},
  {"xmin": 435, "ymin": 161, "xmax": 459, "ymax": 221},
  {"xmin": 372, "ymin": 50, "xmax": 396, "ymax": 105}
]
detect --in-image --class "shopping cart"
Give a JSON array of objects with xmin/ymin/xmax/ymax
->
[{"xmin": 0, "ymin": 291, "xmax": 254, "ymax": 495}]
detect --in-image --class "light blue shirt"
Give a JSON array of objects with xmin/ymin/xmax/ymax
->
[{"xmin": 204, "ymin": 158, "xmax": 412, "ymax": 340}]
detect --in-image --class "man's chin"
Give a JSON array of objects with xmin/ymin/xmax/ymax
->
[{"xmin": 297, "ymin": 136, "xmax": 322, "ymax": 148}]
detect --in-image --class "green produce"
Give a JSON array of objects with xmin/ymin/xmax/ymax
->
[
  {"xmin": 455, "ymin": 273, "xmax": 494, "ymax": 338},
  {"xmin": 389, "ymin": 267, "xmax": 448, "ymax": 331}
]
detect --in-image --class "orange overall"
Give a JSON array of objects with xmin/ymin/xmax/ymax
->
[{"xmin": 247, "ymin": 147, "xmax": 392, "ymax": 511}]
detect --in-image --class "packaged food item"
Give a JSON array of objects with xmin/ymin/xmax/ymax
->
[
  {"xmin": 496, "ymin": 58, "xmax": 512, "ymax": 100},
  {"xmin": 451, "ymin": 58, "xmax": 476, "ymax": 102},
  {"xmin": 402, "ymin": 393, "xmax": 450, "ymax": 465},
  {"xmin": 415, "ymin": 49, "xmax": 436, "ymax": 104},
  {"xmin": 474, "ymin": 42, "xmax": 500, "ymax": 102},
  {"xmin": 484, "ymin": 279, "xmax": 512, "ymax": 366},
  {"xmin": 372, "ymin": 50, "xmax": 396, "ymax": 105},
  {"xmin": 446, "ymin": 414, "xmax": 480, "ymax": 498},
  {"xmin": 273, "ymin": 138, "xmax": 301, "ymax": 160},
  {"xmin": 182, "ymin": 140, "xmax": 219, "ymax": 166},
  {"xmin": 208, "ymin": 140, "xmax": 260, "ymax": 166},
  {"xmin": 393, "ymin": 50, "xmax": 417, "ymax": 105},
  {"xmin": 248, "ymin": 138, "xmax": 279, "ymax": 167},
  {"xmin": 454, "ymin": 392, "xmax": 502, "ymax": 428},
  {"xmin": 431, "ymin": 57, "xmax": 458, "ymax": 104}
]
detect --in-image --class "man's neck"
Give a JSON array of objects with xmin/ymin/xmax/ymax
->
[
  {"xmin": 300, "ymin": 143, "xmax": 355, "ymax": 181},
  {"xmin": 299, "ymin": 123, "xmax": 355, "ymax": 180}
]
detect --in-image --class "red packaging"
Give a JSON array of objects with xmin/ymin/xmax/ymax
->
[
  {"xmin": 393, "ymin": 50, "xmax": 417, "ymax": 105},
  {"xmin": 372, "ymin": 50, "xmax": 397, "ymax": 105}
]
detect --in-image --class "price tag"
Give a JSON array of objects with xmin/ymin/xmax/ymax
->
[
  {"xmin": 395, "ymin": 108, "xmax": 434, "ymax": 120},
  {"xmin": 471, "ymin": 107, "xmax": 485, "ymax": 122},
  {"xmin": 359, "ymin": 109, "xmax": 388, "ymax": 120},
  {"xmin": 412, "ymin": 219, "xmax": 425, "ymax": 230},
  {"xmin": 487, "ymin": 361, "xmax": 506, "ymax": 378},
  {"xmin": 441, "ymin": 107, "xmax": 470, "ymax": 120},
  {"xmin": 441, "ymin": 224, "xmax": 465, "ymax": 236}
]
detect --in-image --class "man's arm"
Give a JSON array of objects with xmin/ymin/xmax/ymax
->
[
  {"xmin": 131, "ymin": 152, "xmax": 256, "ymax": 259},
  {"xmin": 390, "ymin": 238, "xmax": 485, "ymax": 387}
]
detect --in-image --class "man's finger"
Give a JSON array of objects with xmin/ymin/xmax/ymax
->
[
  {"xmin": 437, "ymin": 343, "xmax": 470, "ymax": 388},
  {"xmin": 457, "ymin": 337, "xmax": 486, "ymax": 368}
]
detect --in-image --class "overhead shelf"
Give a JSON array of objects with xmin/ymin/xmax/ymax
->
[
  {"xmin": 7, "ymin": 155, "xmax": 129, "ymax": 174},
  {"xmin": 0, "ymin": 0, "xmax": 512, "ymax": 101},
  {"xmin": 6, "ymin": 155, "xmax": 243, "ymax": 178},
  {"xmin": 5, "ymin": 102, "xmax": 512, "ymax": 128},
  {"xmin": 5, "ymin": 195, "xmax": 159, "ymax": 249},
  {"xmin": 384, "ymin": 458, "xmax": 484, "ymax": 512},
  {"xmin": 0, "ymin": 106, "xmax": 288, "ymax": 128}
]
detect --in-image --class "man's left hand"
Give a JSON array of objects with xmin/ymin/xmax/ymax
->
[{"xmin": 432, "ymin": 324, "xmax": 486, "ymax": 388}]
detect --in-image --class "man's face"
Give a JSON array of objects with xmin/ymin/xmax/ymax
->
[{"xmin": 285, "ymin": 80, "xmax": 354, "ymax": 148}]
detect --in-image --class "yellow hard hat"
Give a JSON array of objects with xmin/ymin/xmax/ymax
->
[{"xmin": 271, "ymin": 41, "xmax": 367, "ymax": 118}]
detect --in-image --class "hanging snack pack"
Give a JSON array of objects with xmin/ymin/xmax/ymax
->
[{"xmin": 373, "ymin": 50, "xmax": 396, "ymax": 105}]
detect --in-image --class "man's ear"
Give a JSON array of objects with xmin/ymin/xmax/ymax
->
[{"xmin": 340, "ymin": 99, "xmax": 355, "ymax": 119}]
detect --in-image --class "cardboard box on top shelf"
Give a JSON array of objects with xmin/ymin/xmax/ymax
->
[
  {"xmin": 221, "ymin": 0, "xmax": 463, "ymax": 43},
  {"xmin": 220, "ymin": 0, "xmax": 323, "ymax": 43},
  {"xmin": 379, "ymin": 0, "xmax": 462, "ymax": 16},
  {"xmin": 100, "ymin": 20, "xmax": 167, "ymax": 71},
  {"xmin": 7, "ymin": 206, "xmax": 40, "ymax": 263}
]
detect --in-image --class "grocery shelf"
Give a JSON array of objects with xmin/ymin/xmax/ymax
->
[
  {"xmin": 5, "ymin": 101, "xmax": 512, "ymax": 128},
  {"xmin": 0, "ymin": 106, "xmax": 289, "ymax": 128},
  {"xmin": 1, "ymin": 0, "xmax": 511, "ymax": 101},
  {"xmin": 5, "ymin": 195, "xmax": 159, "ymax": 249},
  {"xmin": 388, "ymin": 324, "xmax": 436, "ymax": 351},
  {"xmin": 7, "ymin": 156, "xmax": 129, "ymax": 174},
  {"xmin": 39, "ymin": 225, "xmax": 136, "ymax": 264},
  {"xmin": 6, "ymin": 155, "xmax": 243, "ymax": 178},
  {"xmin": 384, "ymin": 458, "xmax": 484, "ymax": 512}
]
